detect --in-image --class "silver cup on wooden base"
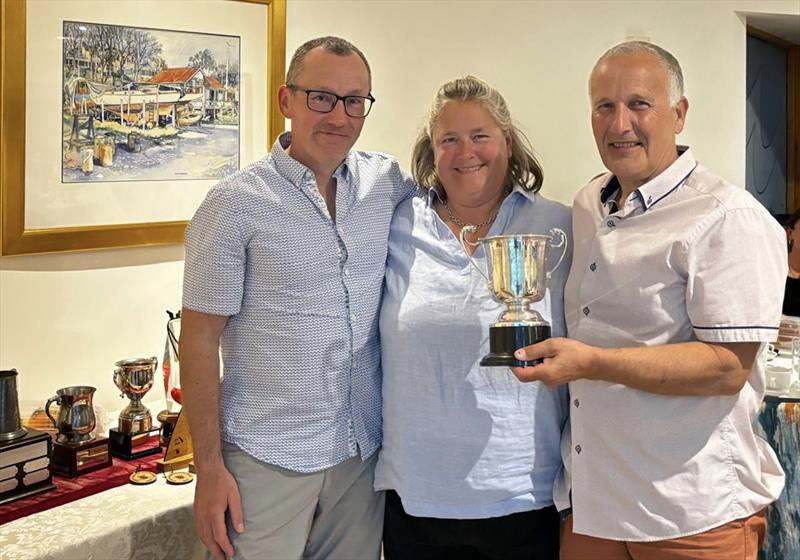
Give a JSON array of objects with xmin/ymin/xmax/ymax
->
[
  {"xmin": 45, "ymin": 385, "xmax": 112, "ymax": 477},
  {"xmin": 460, "ymin": 227, "xmax": 568, "ymax": 367},
  {"xmin": 109, "ymin": 357, "xmax": 161, "ymax": 460}
]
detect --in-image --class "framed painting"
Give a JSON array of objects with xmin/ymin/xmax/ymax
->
[{"xmin": 0, "ymin": 0, "xmax": 286, "ymax": 255}]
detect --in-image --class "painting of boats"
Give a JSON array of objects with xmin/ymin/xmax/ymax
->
[{"xmin": 62, "ymin": 21, "xmax": 241, "ymax": 183}]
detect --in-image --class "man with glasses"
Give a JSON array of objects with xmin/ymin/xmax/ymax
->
[{"xmin": 181, "ymin": 36, "xmax": 415, "ymax": 560}]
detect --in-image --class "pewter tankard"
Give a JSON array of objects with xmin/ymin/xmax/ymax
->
[
  {"xmin": 461, "ymin": 227, "xmax": 568, "ymax": 367},
  {"xmin": 113, "ymin": 357, "xmax": 157, "ymax": 433},
  {"xmin": 45, "ymin": 386, "xmax": 97, "ymax": 444},
  {"xmin": 0, "ymin": 369, "xmax": 27, "ymax": 441}
]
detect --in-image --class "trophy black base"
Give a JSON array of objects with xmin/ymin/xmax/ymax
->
[
  {"xmin": 109, "ymin": 427, "xmax": 162, "ymax": 460},
  {"xmin": 481, "ymin": 324, "xmax": 551, "ymax": 367},
  {"xmin": 50, "ymin": 436, "xmax": 112, "ymax": 478},
  {"xmin": 0, "ymin": 428, "xmax": 56, "ymax": 505}
]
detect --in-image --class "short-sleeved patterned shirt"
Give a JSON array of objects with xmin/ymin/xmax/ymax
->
[{"xmin": 182, "ymin": 132, "xmax": 416, "ymax": 473}]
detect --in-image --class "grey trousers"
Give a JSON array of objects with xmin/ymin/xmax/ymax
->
[{"xmin": 222, "ymin": 443, "xmax": 384, "ymax": 560}]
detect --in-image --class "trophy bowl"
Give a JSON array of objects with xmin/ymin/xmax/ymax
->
[
  {"xmin": 461, "ymin": 228, "xmax": 567, "ymax": 367},
  {"xmin": 113, "ymin": 357, "xmax": 157, "ymax": 434}
]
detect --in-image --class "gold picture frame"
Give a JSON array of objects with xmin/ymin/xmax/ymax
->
[{"xmin": 0, "ymin": 0, "xmax": 286, "ymax": 255}]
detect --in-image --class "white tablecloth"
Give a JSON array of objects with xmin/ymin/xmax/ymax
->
[{"xmin": 0, "ymin": 477, "xmax": 203, "ymax": 560}]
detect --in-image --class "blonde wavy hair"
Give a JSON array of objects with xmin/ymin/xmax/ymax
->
[{"xmin": 411, "ymin": 75, "xmax": 543, "ymax": 195}]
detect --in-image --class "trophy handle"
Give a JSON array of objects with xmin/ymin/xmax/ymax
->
[
  {"xmin": 459, "ymin": 225, "xmax": 491, "ymax": 287},
  {"xmin": 547, "ymin": 228, "xmax": 568, "ymax": 278},
  {"xmin": 113, "ymin": 367, "xmax": 127, "ymax": 399},
  {"xmin": 45, "ymin": 395, "xmax": 60, "ymax": 428}
]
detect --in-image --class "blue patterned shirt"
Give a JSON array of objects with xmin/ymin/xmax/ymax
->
[{"xmin": 183, "ymin": 132, "xmax": 416, "ymax": 473}]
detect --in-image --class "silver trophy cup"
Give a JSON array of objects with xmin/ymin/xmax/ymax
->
[
  {"xmin": 460, "ymin": 227, "xmax": 568, "ymax": 367},
  {"xmin": 113, "ymin": 357, "xmax": 157, "ymax": 433}
]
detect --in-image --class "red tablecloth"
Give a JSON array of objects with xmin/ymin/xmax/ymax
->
[{"xmin": 0, "ymin": 440, "xmax": 164, "ymax": 525}]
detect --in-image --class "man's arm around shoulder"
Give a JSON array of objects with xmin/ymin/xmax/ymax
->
[{"xmin": 181, "ymin": 308, "xmax": 243, "ymax": 560}]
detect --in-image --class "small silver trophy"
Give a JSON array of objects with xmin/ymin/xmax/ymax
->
[
  {"xmin": 460, "ymin": 228, "xmax": 567, "ymax": 367},
  {"xmin": 110, "ymin": 357, "xmax": 162, "ymax": 460},
  {"xmin": 113, "ymin": 357, "xmax": 157, "ymax": 433}
]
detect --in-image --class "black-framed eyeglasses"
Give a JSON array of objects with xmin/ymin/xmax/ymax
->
[{"xmin": 287, "ymin": 84, "xmax": 375, "ymax": 118}]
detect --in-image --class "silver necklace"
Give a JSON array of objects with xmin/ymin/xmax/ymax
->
[{"xmin": 442, "ymin": 200, "xmax": 497, "ymax": 229}]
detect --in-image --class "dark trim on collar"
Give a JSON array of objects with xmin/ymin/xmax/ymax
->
[
  {"xmin": 600, "ymin": 176, "xmax": 620, "ymax": 205},
  {"xmin": 597, "ymin": 146, "xmax": 696, "ymax": 213},
  {"xmin": 645, "ymin": 163, "xmax": 698, "ymax": 210}
]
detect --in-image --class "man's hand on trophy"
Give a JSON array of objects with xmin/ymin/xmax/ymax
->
[
  {"xmin": 194, "ymin": 465, "xmax": 244, "ymax": 560},
  {"xmin": 510, "ymin": 338, "xmax": 600, "ymax": 385}
]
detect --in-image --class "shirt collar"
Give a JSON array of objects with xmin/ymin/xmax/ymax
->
[
  {"xmin": 425, "ymin": 182, "xmax": 536, "ymax": 207},
  {"xmin": 600, "ymin": 146, "xmax": 696, "ymax": 212},
  {"xmin": 271, "ymin": 131, "xmax": 351, "ymax": 189}
]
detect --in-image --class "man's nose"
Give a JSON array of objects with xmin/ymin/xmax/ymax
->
[
  {"xmin": 610, "ymin": 105, "xmax": 633, "ymax": 134},
  {"xmin": 326, "ymin": 99, "xmax": 348, "ymax": 125}
]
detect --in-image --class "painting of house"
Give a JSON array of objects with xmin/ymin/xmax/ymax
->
[
  {"xmin": 61, "ymin": 21, "xmax": 241, "ymax": 184},
  {"xmin": 148, "ymin": 67, "xmax": 237, "ymax": 124}
]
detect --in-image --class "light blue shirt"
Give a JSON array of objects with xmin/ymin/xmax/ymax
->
[
  {"xmin": 375, "ymin": 185, "xmax": 572, "ymax": 518},
  {"xmin": 183, "ymin": 132, "xmax": 416, "ymax": 473}
]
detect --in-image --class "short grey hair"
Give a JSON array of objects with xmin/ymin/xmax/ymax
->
[
  {"xmin": 286, "ymin": 36, "xmax": 372, "ymax": 89},
  {"xmin": 591, "ymin": 41, "xmax": 684, "ymax": 106},
  {"xmin": 411, "ymin": 75, "xmax": 544, "ymax": 194}
]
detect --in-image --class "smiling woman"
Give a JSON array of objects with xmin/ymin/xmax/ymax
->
[
  {"xmin": 375, "ymin": 75, "xmax": 572, "ymax": 559},
  {"xmin": 431, "ymin": 100, "xmax": 511, "ymax": 240}
]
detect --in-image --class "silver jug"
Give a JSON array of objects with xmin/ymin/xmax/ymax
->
[
  {"xmin": 45, "ymin": 386, "xmax": 97, "ymax": 444},
  {"xmin": 0, "ymin": 369, "xmax": 27, "ymax": 441}
]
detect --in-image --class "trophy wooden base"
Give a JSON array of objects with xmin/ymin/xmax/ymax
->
[
  {"xmin": 50, "ymin": 436, "xmax": 112, "ymax": 478},
  {"xmin": 0, "ymin": 428, "xmax": 56, "ymax": 505},
  {"xmin": 481, "ymin": 324, "xmax": 551, "ymax": 367},
  {"xmin": 109, "ymin": 427, "xmax": 162, "ymax": 460}
]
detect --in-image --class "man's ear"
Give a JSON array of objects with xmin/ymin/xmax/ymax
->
[
  {"xmin": 278, "ymin": 85, "xmax": 293, "ymax": 118},
  {"xmin": 673, "ymin": 96, "xmax": 688, "ymax": 134}
]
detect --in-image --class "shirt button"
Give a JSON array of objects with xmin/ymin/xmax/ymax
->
[
  {"xmin": 575, "ymin": 445, "xmax": 582, "ymax": 454},
  {"xmin": 344, "ymin": 268, "xmax": 350, "ymax": 276},
  {"xmin": 574, "ymin": 398, "xmax": 580, "ymax": 408},
  {"xmin": 350, "ymin": 313, "xmax": 357, "ymax": 321},
  {"xmin": 606, "ymin": 220, "xmax": 615, "ymax": 228},
  {"xmin": 589, "ymin": 262, "xmax": 596, "ymax": 272},
  {"xmin": 582, "ymin": 306, "xmax": 590, "ymax": 316}
]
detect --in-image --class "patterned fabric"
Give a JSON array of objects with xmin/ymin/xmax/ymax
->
[
  {"xmin": 375, "ymin": 186, "xmax": 572, "ymax": 519},
  {"xmin": 563, "ymin": 147, "xmax": 787, "ymax": 540},
  {"xmin": 0, "ymin": 479, "xmax": 202, "ymax": 560},
  {"xmin": 183, "ymin": 132, "xmax": 416, "ymax": 473}
]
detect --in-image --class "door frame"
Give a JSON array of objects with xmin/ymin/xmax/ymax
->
[{"xmin": 747, "ymin": 25, "xmax": 800, "ymax": 213}]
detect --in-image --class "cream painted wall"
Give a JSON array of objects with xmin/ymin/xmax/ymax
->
[{"xmin": 1, "ymin": 0, "xmax": 798, "ymax": 416}]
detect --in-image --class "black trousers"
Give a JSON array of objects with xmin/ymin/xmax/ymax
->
[{"xmin": 383, "ymin": 490, "xmax": 560, "ymax": 560}]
